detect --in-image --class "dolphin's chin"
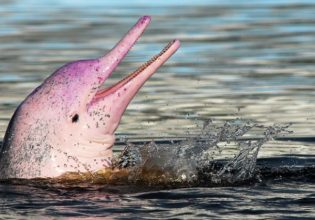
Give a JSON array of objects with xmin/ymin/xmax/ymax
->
[{"xmin": 88, "ymin": 134, "xmax": 116, "ymax": 146}]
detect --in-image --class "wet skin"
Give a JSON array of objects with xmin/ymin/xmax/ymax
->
[{"xmin": 0, "ymin": 16, "xmax": 180, "ymax": 179}]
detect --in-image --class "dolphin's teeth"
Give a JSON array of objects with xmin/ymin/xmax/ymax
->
[
  {"xmin": 94, "ymin": 40, "xmax": 177, "ymax": 98},
  {"xmin": 129, "ymin": 40, "xmax": 175, "ymax": 78}
]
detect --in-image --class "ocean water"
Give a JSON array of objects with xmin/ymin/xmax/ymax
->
[{"xmin": 0, "ymin": 0, "xmax": 315, "ymax": 219}]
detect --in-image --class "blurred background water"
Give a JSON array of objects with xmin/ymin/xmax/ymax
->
[{"xmin": 0, "ymin": 0, "xmax": 315, "ymax": 219}]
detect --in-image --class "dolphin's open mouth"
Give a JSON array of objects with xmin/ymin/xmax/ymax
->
[
  {"xmin": 91, "ymin": 15, "xmax": 180, "ymax": 103},
  {"xmin": 86, "ymin": 15, "xmax": 180, "ymax": 134},
  {"xmin": 94, "ymin": 40, "xmax": 179, "ymax": 100}
]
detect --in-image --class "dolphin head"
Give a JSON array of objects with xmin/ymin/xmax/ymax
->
[{"xmin": 0, "ymin": 16, "xmax": 180, "ymax": 178}]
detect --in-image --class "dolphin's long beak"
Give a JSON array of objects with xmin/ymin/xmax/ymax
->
[{"xmin": 87, "ymin": 16, "xmax": 180, "ymax": 134}]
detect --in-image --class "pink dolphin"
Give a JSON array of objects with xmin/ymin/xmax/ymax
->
[{"xmin": 0, "ymin": 16, "xmax": 180, "ymax": 179}]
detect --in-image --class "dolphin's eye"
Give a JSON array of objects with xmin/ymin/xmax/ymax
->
[{"xmin": 71, "ymin": 114, "xmax": 79, "ymax": 123}]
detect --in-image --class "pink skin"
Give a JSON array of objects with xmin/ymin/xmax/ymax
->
[{"xmin": 0, "ymin": 16, "xmax": 180, "ymax": 179}]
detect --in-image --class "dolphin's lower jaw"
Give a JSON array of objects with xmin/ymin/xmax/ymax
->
[{"xmin": 0, "ymin": 16, "xmax": 180, "ymax": 179}]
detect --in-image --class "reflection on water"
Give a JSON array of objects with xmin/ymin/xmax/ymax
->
[{"xmin": 0, "ymin": 0, "xmax": 315, "ymax": 219}]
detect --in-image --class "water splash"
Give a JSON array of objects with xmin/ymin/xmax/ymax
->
[
  {"xmin": 7, "ymin": 119, "xmax": 291, "ymax": 188},
  {"xmin": 113, "ymin": 119, "xmax": 292, "ymax": 186}
]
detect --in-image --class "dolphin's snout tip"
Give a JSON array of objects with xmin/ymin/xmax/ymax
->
[
  {"xmin": 141, "ymin": 15, "xmax": 151, "ymax": 21},
  {"xmin": 138, "ymin": 16, "xmax": 151, "ymax": 25},
  {"xmin": 173, "ymin": 39, "xmax": 181, "ymax": 48}
]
